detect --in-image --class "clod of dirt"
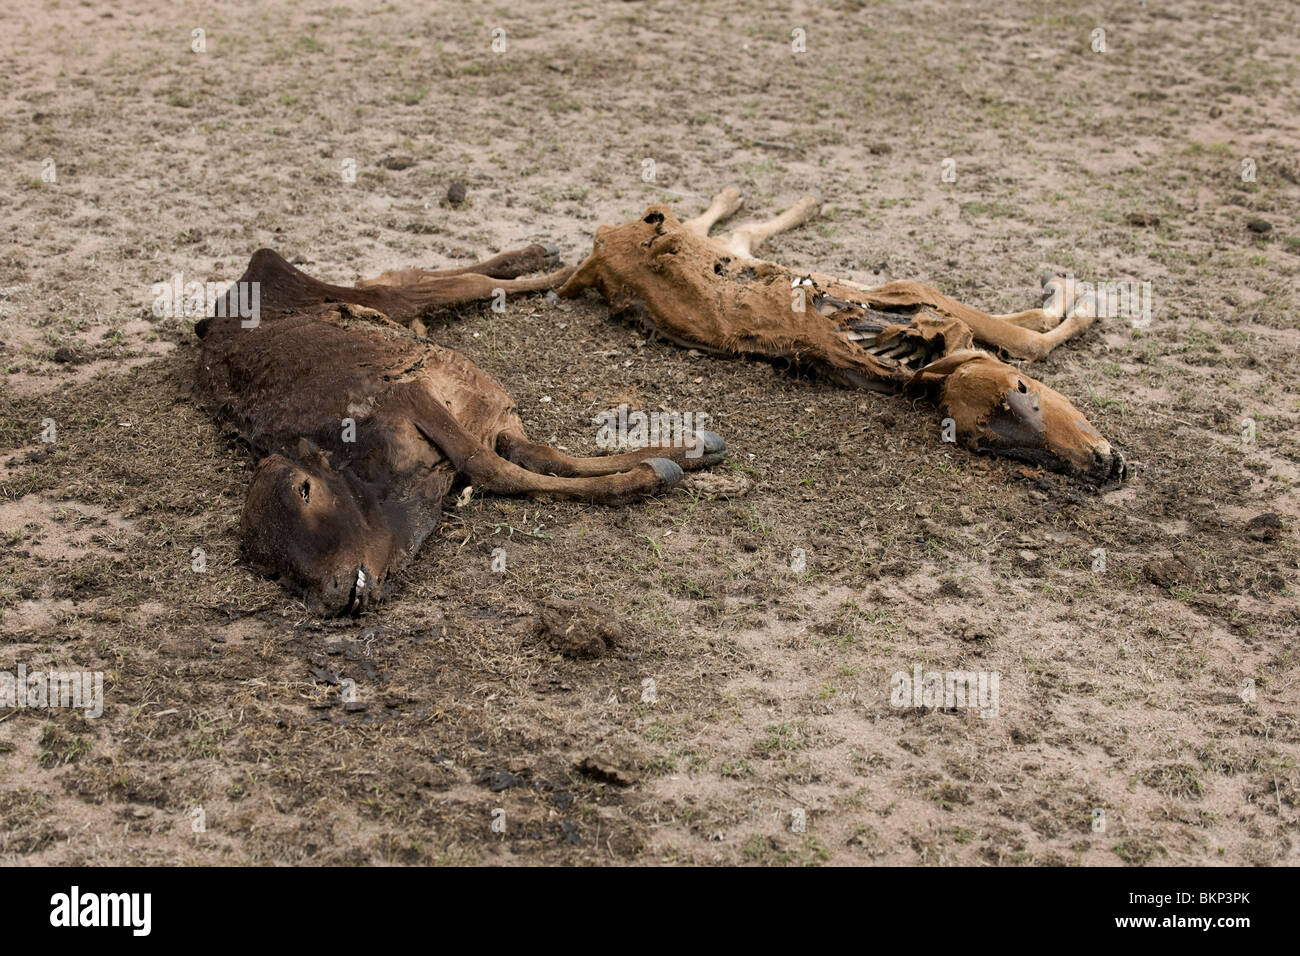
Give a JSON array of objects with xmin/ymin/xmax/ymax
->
[
  {"xmin": 574, "ymin": 754, "xmax": 639, "ymax": 787},
  {"xmin": 477, "ymin": 770, "xmax": 526, "ymax": 792},
  {"xmin": 378, "ymin": 155, "xmax": 416, "ymax": 170},
  {"xmin": 1246, "ymin": 218, "xmax": 1273, "ymax": 234},
  {"xmin": 1127, "ymin": 212, "xmax": 1160, "ymax": 227},
  {"xmin": 534, "ymin": 597, "xmax": 630, "ymax": 658},
  {"xmin": 936, "ymin": 579, "xmax": 966, "ymax": 598},
  {"xmin": 446, "ymin": 182, "xmax": 468, "ymax": 206},
  {"xmin": 1015, "ymin": 549, "xmax": 1044, "ymax": 573},
  {"xmin": 1245, "ymin": 512, "xmax": 1285, "ymax": 542},
  {"xmin": 1144, "ymin": 555, "xmax": 1198, "ymax": 589},
  {"xmin": 955, "ymin": 620, "xmax": 993, "ymax": 642},
  {"xmin": 52, "ymin": 346, "xmax": 80, "ymax": 364},
  {"xmin": 1009, "ymin": 725, "xmax": 1040, "ymax": 745}
]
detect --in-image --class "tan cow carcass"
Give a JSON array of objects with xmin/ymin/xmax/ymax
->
[{"xmin": 559, "ymin": 189, "xmax": 1128, "ymax": 484}]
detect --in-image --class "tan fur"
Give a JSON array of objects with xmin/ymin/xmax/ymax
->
[{"xmin": 560, "ymin": 191, "xmax": 1127, "ymax": 484}]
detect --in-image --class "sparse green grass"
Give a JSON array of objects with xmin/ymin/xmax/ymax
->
[{"xmin": 37, "ymin": 725, "xmax": 91, "ymax": 769}]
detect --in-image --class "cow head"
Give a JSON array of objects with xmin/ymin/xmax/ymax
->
[
  {"xmin": 239, "ymin": 444, "xmax": 396, "ymax": 613},
  {"xmin": 910, "ymin": 350, "xmax": 1128, "ymax": 484}
]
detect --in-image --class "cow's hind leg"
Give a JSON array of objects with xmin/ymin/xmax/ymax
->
[
  {"xmin": 496, "ymin": 422, "xmax": 726, "ymax": 477},
  {"xmin": 683, "ymin": 187, "xmax": 745, "ymax": 239},
  {"xmin": 720, "ymin": 192, "xmax": 822, "ymax": 259},
  {"xmin": 400, "ymin": 268, "xmax": 577, "ymax": 313},
  {"xmin": 356, "ymin": 244, "xmax": 564, "ymax": 287},
  {"xmin": 462, "ymin": 244, "xmax": 562, "ymax": 279}
]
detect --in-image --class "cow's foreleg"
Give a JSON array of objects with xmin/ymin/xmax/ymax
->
[
  {"xmin": 993, "ymin": 309, "xmax": 1062, "ymax": 332},
  {"xmin": 452, "ymin": 243, "xmax": 562, "ymax": 279},
  {"xmin": 448, "ymin": 268, "xmax": 577, "ymax": 297},
  {"xmin": 496, "ymin": 423, "xmax": 726, "ymax": 476},
  {"xmin": 961, "ymin": 300, "xmax": 1100, "ymax": 360},
  {"xmin": 990, "ymin": 276, "xmax": 1077, "ymax": 332},
  {"xmin": 843, "ymin": 279, "xmax": 1099, "ymax": 362},
  {"xmin": 405, "ymin": 391, "xmax": 687, "ymax": 503}
]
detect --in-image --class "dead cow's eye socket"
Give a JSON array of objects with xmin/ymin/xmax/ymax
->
[
  {"xmin": 1017, "ymin": 380, "xmax": 1028, "ymax": 393},
  {"xmin": 299, "ymin": 479, "xmax": 311, "ymax": 504}
]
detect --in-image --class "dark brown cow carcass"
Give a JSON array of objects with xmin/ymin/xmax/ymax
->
[{"xmin": 196, "ymin": 247, "xmax": 726, "ymax": 613}]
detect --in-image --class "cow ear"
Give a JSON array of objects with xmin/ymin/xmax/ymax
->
[{"xmin": 904, "ymin": 349, "xmax": 987, "ymax": 393}]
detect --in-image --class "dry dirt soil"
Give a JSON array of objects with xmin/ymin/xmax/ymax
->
[{"xmin": 1, "ymin": 0, "xmax": 1298, "ymax": 866}]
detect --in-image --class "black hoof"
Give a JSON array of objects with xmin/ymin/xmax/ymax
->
[
  {"xmin": 646, "ymin": 457, "xmax": 684, "ymax": 487},
  {"xmin": 697, "ymin": 430, "xmax": 726, "ymax": 455}
]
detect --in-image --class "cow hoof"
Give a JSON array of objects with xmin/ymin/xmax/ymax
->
[
  {"xmin": 645, "ymin": 457, "xmax": 684, "ymax": 488},
  {"xmin": 1095, "ymin": 447, "xmax": 1129, "ymax": 485},
  {"xmin": 697, "ymin": 430, "xmax": 726, "ymax": 456},
  {"xmin": 681, "ymin": 431, "xmax": 727, "ymax": 470},
  {"xmin": 539, "ymin": 243, "xmax": 564, "ymax": 272}
]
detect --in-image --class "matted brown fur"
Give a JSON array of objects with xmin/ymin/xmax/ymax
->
[{"xmin": 195, "ymin": 248, "xmax": 725, "ymax": 614}]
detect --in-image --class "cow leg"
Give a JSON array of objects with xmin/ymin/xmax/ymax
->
[
  {"xmin": 960, "ymin": 298, "xmax": 1099, "ymax": 360},
  {"xmin": 720, "ymin": 192, "xmax": 822, "ymax": 259},
  {"xmin": 683, "ymin": 187, "xmax": 745, "ymax": 239},
  {"xmin": 833, "ymin": 278, "xmax": 1099, "ymax": 362},
  {"xmin": 990, "ymin": 275, "xmax": 1075, "ymax": 331},
  {"xmin": 356, "ymin": 244, "xmax": 563, "ymax": 287},
  {"xmin": 445, "ymin": 244, "xmax": 561, "ymax": 279},
  {"xmin": 445, "ymin": 268, "xmax": 576, "ymax": 297},
  {"xmin": 406, "ymin": 391, "xmax": 687, "ymax": 502},
  {"xmin": 993, "ymin": 309, "xmax": 1062, "ymax": 332},
  {"xmin": 392, "ymin": 267, "xmax": 577, "ymax": 313},
  {"xmin": 495, "ymin": 423, "xmax": 726, "ymax": 477}
]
